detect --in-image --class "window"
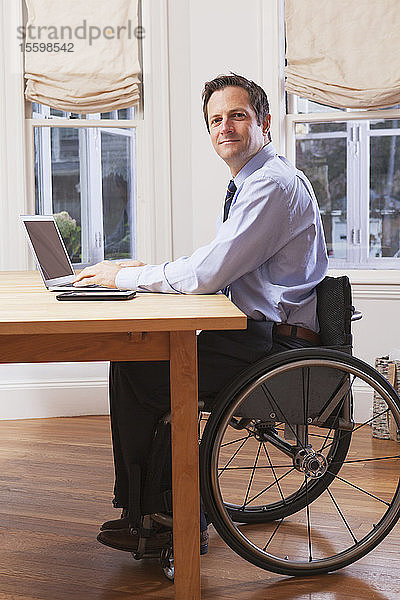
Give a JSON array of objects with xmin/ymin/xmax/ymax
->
[
  {"xmin": 1, "ymin": 0, "xmax": 170, "ymax": 273},
  {"xmin": 286, "ymin": 96, "xmax": 400, "ymax": 269},
  {"xmin": 31, "ymin": 104, "xmax": 138, "ymax": 266}
]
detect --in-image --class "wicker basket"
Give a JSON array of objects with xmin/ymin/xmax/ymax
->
[{"xmin": 373, "ymin": 357, "xmax": 400, "ymax": 441}]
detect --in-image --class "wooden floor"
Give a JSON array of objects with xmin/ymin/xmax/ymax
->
[{"xmin": 0, "ymin": 415, "xmax": 399, "ymax": 600}]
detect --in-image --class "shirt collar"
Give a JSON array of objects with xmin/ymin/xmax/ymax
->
[{"xmin": 233, "ymin": 143, "xmax": 277, "ymax": 189}]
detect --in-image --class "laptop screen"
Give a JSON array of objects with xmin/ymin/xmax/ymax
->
[{"xmin": 23, "ymin": 219, "xmax": 74, "ymax": 280}]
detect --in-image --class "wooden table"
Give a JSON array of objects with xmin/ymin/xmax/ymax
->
[{"xmin": 0, "ymin": 271, "xmax": 246, "ymax": 599}]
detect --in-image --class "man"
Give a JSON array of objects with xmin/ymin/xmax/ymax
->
[{"xmin": 74, "ymin": 74, "xmax": 328, "ymax": 554}]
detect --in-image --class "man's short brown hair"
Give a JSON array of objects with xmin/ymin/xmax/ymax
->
[{"xmin": 202, "ymin": 73, "xmax": 270, "ymax": 135}]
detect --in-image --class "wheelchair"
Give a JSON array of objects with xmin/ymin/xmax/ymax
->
[
  {"xmin": 199, "ymin": 275, "xmax": 400, "ymax": 576},
  {"xmin": 134, "ymin": 276, "xmax": 400, "ymax": 580}
]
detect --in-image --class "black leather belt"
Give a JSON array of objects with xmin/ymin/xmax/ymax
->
[{"xmin": 274, "ymin": 323, "xmax": 321, "ymax": 346}]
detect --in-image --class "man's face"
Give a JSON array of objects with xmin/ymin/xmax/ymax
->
[{"xmin": 207, "ymin": 86, "xmax": 271, "ymax": 176}]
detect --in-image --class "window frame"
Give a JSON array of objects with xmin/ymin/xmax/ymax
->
[
  {"xmin": 29, "ymin": 105, "xmax": 138, "ymax": 266},
  {"xmin": 285, "ymin": 102, "xmax": 400, "ymax": 270}
]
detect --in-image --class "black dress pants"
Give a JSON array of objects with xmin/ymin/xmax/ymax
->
[{"xmin": 108, "ymin": 320, "xmax": 313, "ymax": 511}]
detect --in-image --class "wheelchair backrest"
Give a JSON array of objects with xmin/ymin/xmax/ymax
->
[
  {"xmin": 316, "ymin": 275, "xmax": 353, "ymax": 351},
  {"xmin": 233, "ymin": 276, "xmax": 354, "ymax": 425}
]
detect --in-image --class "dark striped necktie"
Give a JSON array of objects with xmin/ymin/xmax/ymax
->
[
  {"xmin": 223, "ymin": 179, "xmax": 237, "ymax": 222},
  {"xmin": 221, "ymin": 180, "xmax": 237, "ymax": 296}
]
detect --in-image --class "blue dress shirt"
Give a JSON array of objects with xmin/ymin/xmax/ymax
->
[{"xmin": 115, "ymin": 143, "xmax": 328, "ymax": 332}]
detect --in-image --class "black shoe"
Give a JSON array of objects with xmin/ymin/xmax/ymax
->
[
  {"xmin": 100, "ymin": 508, "xmax": 129, "ymax": 531},
  {"xmin": 97, "ymin": 526, "xmax": 209, "ymax": 555},
  {"xmin": 97, "ymin": 527, "xmax": 171, "ymax": 554}
]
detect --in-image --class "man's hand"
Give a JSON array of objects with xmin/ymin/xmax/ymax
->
[
  {"xmin": 114, "ymin": 260, "xmax": 146, "ymax": 268},
  {"xmin": 73, "ymin": 260, "xmax": 146, "ymax": 288}
]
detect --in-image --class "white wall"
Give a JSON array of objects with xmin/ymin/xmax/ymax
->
[
  {"xmin": 1, "ymin": 0, "xmax": 399, "ymax": 420},
  {"xmin": 168, "ymin": 0, "xmax": 284, "ymax": 257}
]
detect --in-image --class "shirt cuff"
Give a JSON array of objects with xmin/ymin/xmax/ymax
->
[{"xmin": 115, "ymin": 266, "xmax": 144, "ymax": 290}]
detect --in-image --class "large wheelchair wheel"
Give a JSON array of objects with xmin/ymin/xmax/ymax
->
[{"xmin": 200, "ymin": 348, "xmax": 400, "ymax": 576}]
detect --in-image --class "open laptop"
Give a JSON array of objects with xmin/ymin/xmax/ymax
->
[{"xmin": 20, "ymin": 215, "xmax": 130, "ymax": 292}]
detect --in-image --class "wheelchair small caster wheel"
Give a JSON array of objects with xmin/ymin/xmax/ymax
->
[{"xmin": 160, "ymin": 547, "xmax": 174, "ymax": 581}]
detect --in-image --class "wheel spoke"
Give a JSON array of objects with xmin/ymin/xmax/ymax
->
[
  {"xmin": 307, "ymin": 431, "xmax": 335, "ymax": 441},
  {"xmin": 321, "ymin": 406, "xmax": 395, "ymax": 454},
  {"xmin": 332, "ymin": 455, "xmax": 400, "ymax": 465},
  {"xmin": 302, "ymin": 366, "xmax": 310, "ymax": 433},
  {"xmin": 327, "ymin": 470, "xmax": 391, "ymax": 506},
  {"xmin": 218, "ymin": 435, "xmax": 251, "ymax": 478},
  {"xmin": 221, "ymin": 434, "xmax": 251, "ymax": 448},
  {"xmin": 241, "ymin": 442, "xmax": 262, "ymax": 510},
  {"xmin": 262, "ymin": 441, "xmax": 286, "ymax": 504},
  {"xmin": 305, "ymin": 474, "xmax": 313, "ymax": 562},
  {"xmin": 244, "ymin": 466, "xmax": 296, "ymax": 506},
  {"xmin": 327, "ymin": 488, "xmax": 358, "ymax": 544},
  {"xmin": 218, "ymin": 463, "xmax": 292, "ymax": 471},
  {"xmin": 262, "ymin": 518, "xmax": 284, "ymax": 551},
  {"xmin": 354, "ymin": 407, "xmax": 396, "ymax": 433}
]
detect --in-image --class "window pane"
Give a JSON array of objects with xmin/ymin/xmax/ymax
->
[
  {"xmin": 100, "ymin": 107, "xmax": 136, "ymax": 120},
  {"xmin": 295, "ymin": 122, "xmax": 347, "ymax": 135},
  {"xmin": 370, "ymin": 131, "xmax": 400, "ymax": 259},
  {"xmin": 100, "ymin": 111, "xmax": 116, "ymax": 120},
  {"xmin": 295, "ymin": 97, "xmax": 345, "ymax": 114},
  {"xmin": 101, "ymin": 131, "xmax": 135, "ymax": 260},
  {"xmin": 296, "ymin": 124, "xmax": 347, "ymax": 259},
  {"xmin": 33, "ymin": 102, "xmax": 136, "ymax": 121},
  {"xmin": 118, "ymin": 107, "xmax": 136, "ymax": 119},
  {"xmin": 34, "ymin": 127, "xmax": 82, "ymax": 262},
  {"xmin": 51, "ymin": 129, "xmax": 82, "ymax": 262},
  {"xmin": 34, "ymin": 126, "xmax": 136, "ymax": 265},
  {"xmin": 370, "ymin": 119, "xmax": 400, "ymax": 131},
  {"xmin": 291, "ymin": 94, "xmax": 400, "ymax": 115},
  {"xmin": 49, "ymin": 107, "xmax": 81, "ymax": 118},
  {"xmin": 49, "ymin": 108, "xmax": 65, "ymax": 117}
]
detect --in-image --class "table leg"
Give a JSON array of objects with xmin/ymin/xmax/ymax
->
[{"xmin": 170, "ymin": 330, "xmax": 200, "ymax": 600}]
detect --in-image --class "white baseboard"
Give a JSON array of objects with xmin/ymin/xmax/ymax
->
[
  {"xmin": 0, "ymin": 375, "xmax": 374, "ymax": 422},
  {"xmin": 353, "ymin": 384, "xmax": 373, "ymax": 423},
  {"xmin": 0, "ymin": 378, "xmax": 109, "ymax": 420}
]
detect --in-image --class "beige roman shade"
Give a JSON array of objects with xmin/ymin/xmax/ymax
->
[
  {"xmin": 24, "ymin": 0, "xmax": 141, "ymax": 113},
  {"xmin": 285, "ymin": 0, "xmax": 400, "ymax": 109}
]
